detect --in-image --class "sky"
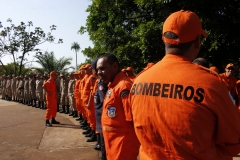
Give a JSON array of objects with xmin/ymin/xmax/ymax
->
[{"xmin": 0, "ymin": 0, "xmax": 93, "ymax": 70}]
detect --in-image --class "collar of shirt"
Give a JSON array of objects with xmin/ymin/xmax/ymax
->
[
  {"xmin": 161, "ymin": 53, "xmax": 191, "ymax": 62},
  {"xmin": 108, "ymin": 71, "xmax": 126, "ymax": 88}
]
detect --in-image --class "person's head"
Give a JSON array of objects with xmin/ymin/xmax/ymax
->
[
  {"xmin": 50, "ymin": 71, "xmax": 58, "ymax": 80},
  {"xmin": 192, "ymin": 57, "xmax": 209, "ymax": 68},
  {"xmin": 91, "ymin": 58, "xmax": 98, "ymax": 77},
  {"xmin": 162, "ymin": 10, "xmax": 207, "ymax": 61},
  {"xmin": 225, "ymin": 63, "xmax": 234, "ymax": 77},
  {"xmin": 96, "ymin": 53, "xmax": 120, "ymax": 83},
  {"xmin": 84, "ymin": 64, "xmax": 92, "ymax": 75}
]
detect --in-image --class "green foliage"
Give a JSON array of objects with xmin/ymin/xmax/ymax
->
[
  {"xmin": 34, "ymin": 51, "xmax": 74, "ymax": 73},
  {"xmin": 0, "ymin": 19, "xmax": 63, "ymax": 75},
  {"xmin": 0, "ymin": 62, "xmax": 31, "ymax": 76},
  {"xmin": 80, "ymin": 0, "xmax": 240, "ymax": 74}
]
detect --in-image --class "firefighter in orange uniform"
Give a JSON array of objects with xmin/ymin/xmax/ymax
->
[
  {"xmin": 219, "ymin": 63, "xmax": 237, "ymax": 98},
  {"xmin": 43, "ymin": 71, "xmax": 60, "ymax": 127},
  {"xmin": 74, "ymin": 69, "xmax": 83, "ymax": 121},
  {"xmin": 82, "ymin": 59, "xmax": 98, "ymax": 142},
  {"xmin": 80, "ymin": 64, "xmax": 92, "ymax": 130},
  {"xmin": 96, "ymin": 54, "xmax": 140, "ymax": 160},
  {"xmin": 130, "ymin": 10, "xmax": 240, "ymax": 160}
]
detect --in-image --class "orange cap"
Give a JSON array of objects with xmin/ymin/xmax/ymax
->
[
  {"xmin": 83, "ymin": 64, "xmax": 92, "ymax": 69},
  {"xmin": 209, "ymin": 66, "xmax": 219, "ymax": 73},
  {"xmin": 126, "ymin": 67, "xmax": 134, "ymax": 72},
  {"xmin": 50, "ymin": 71, "xmax": 57, "ymax": 76},
  {"xmin": 162, "ymin": 10, "xmax": 208, "ymax": 45},
  {"xmin": 226, "ymin": 63, "xmax": 234, "ymax": 69}
]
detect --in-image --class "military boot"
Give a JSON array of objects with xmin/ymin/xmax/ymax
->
[
  {"xmin": 65, "ymin": 106, "xmax": 70, "ymax": 114},
  {"xmin": 93, "ymin": 134, "xmax": 101, "ymax": 150},
  {"xmin": 60, "ymin": 105, "xmax": 66, "ymax": 113},
  {"xmin": 86, "ymin": 130, "xmax": 97, "ymax": 142},
  {"xmin": 46, "ymin": 120, "xmax": 52, "ymax": 127},
  {"xmin": 51, "ymin": 118, "xmax": 60, "ymax": 124}
]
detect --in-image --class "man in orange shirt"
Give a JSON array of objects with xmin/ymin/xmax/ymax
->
[
  {"xmin": 219, "ymin": 63, "xmax": 237, "ymax": 98},
  {"xmin": 96, "ymin": 54, "xmax": 140, "ymax": 160},
  {"xmin": 130, "ymin": 10, "xmax": 240, "ymax": 160},
  {"xmin": 43, "ymin": 71, "xmax": 60, "ymax": 127}
]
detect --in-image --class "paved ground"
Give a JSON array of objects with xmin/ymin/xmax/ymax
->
[
  {"xmin": 1, "ymin": 99, "xmax": 240, "ymax": 160},
  {"xmin": 0, "ymin": 99, "xmax": 100, "ymax": 160}
]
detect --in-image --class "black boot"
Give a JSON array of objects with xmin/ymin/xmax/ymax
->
[
  {"xmin": 28, "ymin": 99, "xmax": 32, "ymax": 106},
  {"xmin": 42, "ymin": 102, "xmax": 46, "ymax": 110},
  {"xmin": 87, "ymin": 131, "xmax": 97, "ymax": 142},
  {"xmin": 81, "ymin": 123, "xmax": 90, "ymax": 130},
  {"xmin": 25, "ymin": 100, "xmax": 29, "ymax": 105},
  {"xmin": 72, "ymin": 111, "xmax": 78, "ymax": 118},
  {"xmin": 39, "ymin": 101, "xmax": 42, "ymax": 109},
  {"xmin": 33, "ymin": 99, "xmax": 37, "ymax": 107},
  {"xmin": 80, "ymin": 120, "xmax": 88, "ymax": 127},
  {"xmin": 93, "ymin": 134, "xmax": 101, "ymax": 150},
  {"xmin": 51, "ymin": 118, "xmax": 60, "ymax": 124},
  {"xmin": 76, "ymin": 114, "xmax": 83, "ymax": 121},
  {"xmin": 46, "ymin": 120, "xmax": 52, "ymax": 127},
  {"xmin": 69, "ymin": 110, "xmax": 74, "ymax": 116},
  {"xmin": 65, "ymin": 106, "xmax": 69, "ymax": 114},
  {"xmin": 85, "ymin": 130, "xmax": 93, "ymax": 137},
  {"xmin": 82, "ymin": 128, "xmax": 92, "ymax": 135},
  {"xmin": 60, "ymin": 105, "xmax": 66, "ymax": 113}
]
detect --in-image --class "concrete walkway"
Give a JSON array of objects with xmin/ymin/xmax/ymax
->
[{"xmin": 0, "ymin": 99, "xmax": 100, "ymax": 160}]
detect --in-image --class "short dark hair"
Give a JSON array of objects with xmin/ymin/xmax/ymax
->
[
  {"xmin": 192, "ymin": 57, "xmax": 209, "ymax": 68},
  {"xmin": 98, "ymin": 53, "xmax": 119, "ymax": 66},
  {"xmin": 164, "ymin": 32, "xmax": 197, "ymax": 53}
]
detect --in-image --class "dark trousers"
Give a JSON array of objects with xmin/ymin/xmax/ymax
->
[{"xmin": 100, "ymin": 132, "xmax": 106, "ymax": 160}]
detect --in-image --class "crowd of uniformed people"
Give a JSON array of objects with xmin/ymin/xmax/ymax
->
[{"xmin": 1, "ymin": 10, "xmax": 240, "ymax": 160}]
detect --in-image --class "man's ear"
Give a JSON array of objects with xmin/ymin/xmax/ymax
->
[
  {"xmin": 112, "ymin": 62, "xmax": 118, "ymax": 70},
  {"xmin": 194, "ymin": 36, "xmax": 201, "ymax": 49}
]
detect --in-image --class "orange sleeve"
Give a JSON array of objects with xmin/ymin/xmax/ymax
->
[
  {"xmin": 121, "ymin": 91, "xmax": 133, "ymax": 121},
  {"xmin": 82, "ymin": 77, "xmax": 91, "ymax": 106}
]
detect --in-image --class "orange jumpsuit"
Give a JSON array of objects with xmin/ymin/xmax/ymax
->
[
  {"xmin": 219, "ymin": 73, "xmax": 237, "ymax": 98},
  {"xmin": 82, "ymin": 75, "xmax": 97, "ymax": 130},
  {"xmin": 102, "ymin": 71, "xmax": 140, "ymax": 160},
  {"xmin": 43, "ymin": 78, "xmax": 57, "ymax": 120},
  {"xmin": 130, "ymin": 54, "xmax": 240, "ymax": 160},
  {"xmin": 74, "ymin": 78, "xmax": 81, "ymax": 114},
  {"xmin": 80, "ymin": 74, "xmax": 91, "ymax": 120}
]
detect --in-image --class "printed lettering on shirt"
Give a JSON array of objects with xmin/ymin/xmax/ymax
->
[
  {"xmin": 107, "ymin": 106, "xmax": 117, "ymax": 118},
  {"xmin": 131, "ymin": 82, "xmax": 205, "ymax": 103}
]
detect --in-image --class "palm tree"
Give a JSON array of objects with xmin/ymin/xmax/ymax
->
[
  {"xmin": 70, "ymin": 42, "xmax": 80, "ymax": 70},
  {"xmin": 34, "ymin": 51, "xmax": 74, "ymax": 73}
]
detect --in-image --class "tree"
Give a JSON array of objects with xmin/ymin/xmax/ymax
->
[
  {"xmin": 71, "ymin": 42, "xmax": 80, "ymax": 70},
  {"xmin": 79, "ymin": 0, "xmax": 240, "ymax": 74},
  {"xmin": 34, "ymin": 51, "xmax": 73, "ymax": 73},
  {"xmin": 0, "ymin": 62, "xmax": 31, "ymax": 76},
  {"xmin": 0, "ymin": 19, "xmax": 63, "ymax": 75}
]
